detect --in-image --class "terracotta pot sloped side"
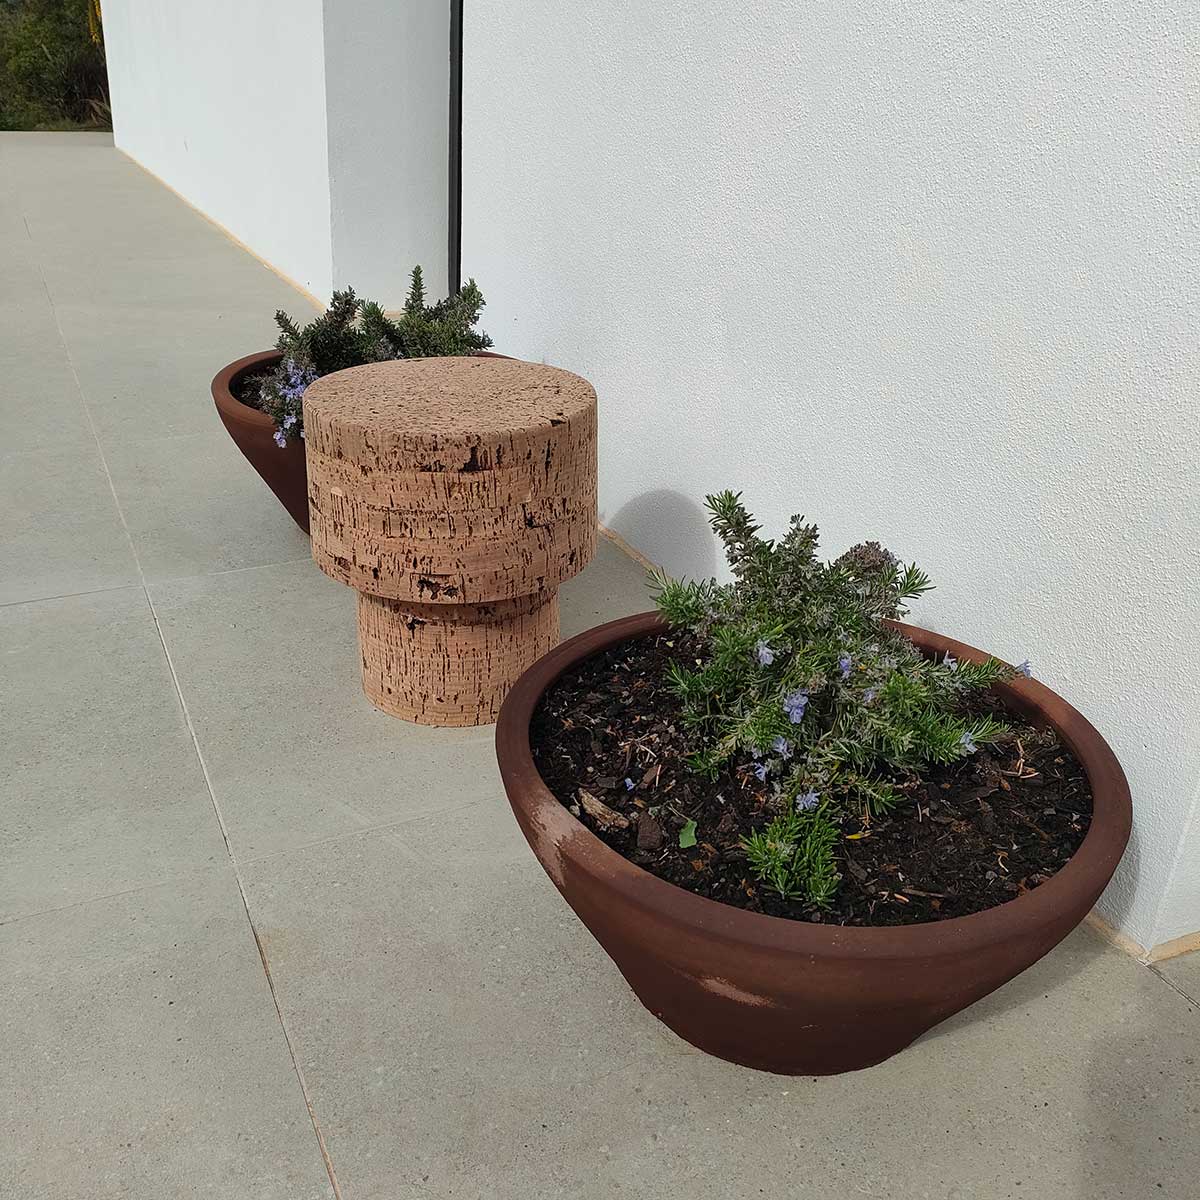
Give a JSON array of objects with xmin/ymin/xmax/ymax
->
[
  {"xmin": 211, "ymin": 350, "xmax": 310, "ymax": 534},
  {"xmin": 496, "ymin": 611, "xmax": 1132, "ymax": 1075}
]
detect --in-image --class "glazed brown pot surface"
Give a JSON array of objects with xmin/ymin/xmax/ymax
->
[
  {"xmin": 212, "ymin": 350, "xmax": 513, "ymax": 536},
  {"xmin": 495, "ymin": 612, "xmax": 1132, "ymax": 1075},
  {"xmin": 211, "ymin": 350, "xmax": 310, "ymax": 533}
]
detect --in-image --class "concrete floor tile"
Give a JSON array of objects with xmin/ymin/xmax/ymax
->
[
  {"xmin": 2, "ymin": 135, "xmax": 310, "ymax": 317},
  {"xmin": 0, "ymin": 443, "xmax": 139, "ymax": 605},
  {"xmin": 247, "ymin": 830, "xmax": 1200, "ymax": 1200},
  {"xmin": 0, "ymin": 306, "xmax": 94, "ymax": 453},
  {"xmin": 0, "ymin": 292, "xmax": 63, "ymax": 351},
  {"xmin": 148, "ymin": 542, "xmax": 650, "ymax": 862},
  {"xmin": 239, "ymin": 806, "xmax": 660, "ymax": 1200},
  {"xmin": 0, "ymin": 357, "xmax": 92, "ymax": 453},
  {"xmin": 147, "ymin": 558, "xmax": 401, "ymax": 858},
  {"xmin": 560, "ymin": 535, "xmax": 654, "ymax": 635},
  {"xmin": 0, "ymin": 237, "xmax": 50, "ymax": 299},
  {"xmin": 102, "ymin": 430, "xmax": 310, "ymax": 582},
  {"xmin": 1154, "ymin": 948, "xmax": 1200, "ymax": 1004},
  {"xmin": 36, "ymin": 242, "xmax": 307, "ymax": 314},
  {"xmin": 0, "ymin": 587, "xmax": 230, "ymax": 919},
  {"xmin": 0, "ymin": 867, "xmax": 333, "ymax": 1200},
  {"xmin": 53, "ymin": 303, "xmax": 286, "ymax": 444}
]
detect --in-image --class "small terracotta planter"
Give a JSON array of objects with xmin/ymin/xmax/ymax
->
[
  {"xmin": 496, "ymin": 611, "xmax": 1132, "ymax": 1076},
  {"xmin": 211, "ymin": 350, "xmax": 309, "ymax": 533},
  {"xmin": 212, "ymin": 350, "xmax": 512, "ymax": 536}
]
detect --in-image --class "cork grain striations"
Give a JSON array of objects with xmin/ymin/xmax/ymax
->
[{"xmin": 304, "ymin": 357, "xmax": 598, "ymax": 725}]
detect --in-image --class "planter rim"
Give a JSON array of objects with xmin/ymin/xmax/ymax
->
[
  {"xmin": 211, "ymin": 349, "xmax": 282, "ymax": 431},
  {"xmin": 496, "ymin": 610, "xmax": 1132, "ymax": 959},
  {"xmin": 211, "ymin": 348, "xmax": 514, "ymax": 430}
]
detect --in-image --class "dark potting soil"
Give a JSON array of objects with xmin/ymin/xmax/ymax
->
[
  {"xmin": 232, "ymin": 370, "xmax": 272, "ymax": 410},
  {"xmin": 530, "ymin": 633, "xmax": 1094, "ymax": 927}
]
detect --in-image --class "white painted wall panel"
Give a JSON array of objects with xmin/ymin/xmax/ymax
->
[
  {"xmin": 462, "ymin": 1, "xmax": 1200, "ymax": 947},
  {"xmin": 103, "ymin": 0, "xmax": 332, "ymax": 299},
  {"xmin": 324, "ymin": 0, "xmax": 451, "ymax": 306}
]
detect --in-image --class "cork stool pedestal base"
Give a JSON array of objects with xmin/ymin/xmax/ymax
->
[
  {"xmin": 357, "ymin": 592, "xmax": 559, "ymax": 726},
  {"xmin": 304, "ymin": 357, "xmax": 598, "ymax": 727}
]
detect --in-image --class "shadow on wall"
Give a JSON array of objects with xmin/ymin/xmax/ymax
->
[
  {"xmin": 605, "ymin": 489, "xmax": 721, "ymax": 582},
  {"xmin": 1095, "ymin": 810, "xmax": 1141, "ymax": 939}
]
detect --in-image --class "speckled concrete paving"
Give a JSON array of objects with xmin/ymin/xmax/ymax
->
[{"xmin": 2, "ymin": 134, "xmax": 1197, "ymax": 1200}]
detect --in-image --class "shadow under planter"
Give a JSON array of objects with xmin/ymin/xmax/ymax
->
[{"xmin": 495, "ymin": 611, "xmax": 1133, "ymax": 1076}]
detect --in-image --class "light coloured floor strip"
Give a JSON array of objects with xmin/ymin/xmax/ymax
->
[
  {"xmin": 118, "ymin": 147, "xmax": 325, "ymax": 312},
  {"xmin": 29, "ymin": 229, "xmax": 344, "ymax": 1200}
]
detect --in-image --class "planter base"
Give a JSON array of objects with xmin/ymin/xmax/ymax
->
[{"xmin": 600, "ymin": 917, "xmax": 1038, "ymax": 1075}]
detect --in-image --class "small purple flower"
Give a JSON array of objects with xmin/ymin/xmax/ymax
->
[
  {"xmin": 771, "ymin": 736, "xmax": 793, "ymax": 759},
  {"xmin": 624, "ymin": 777, "xmax": 635, "ymax": 791},
  {"xmin": 278, "ymin": 358, "xmax": 317, "ymax": 403},
  {"xmin": 863, "ymin": 687, "xmax": 878, "ymax": 704},
  {"xmin": 273, "ymin": 429, "xmax": 287, "ymax": 448},
  {"xmin": 783, "ymin": 690, "xmax": 809, "ymax": 724},
  {"xmin": 959, "ymin": 731, "xmax": 978, "ymax": 754},
  {"xmin": 1017, "ymin": 660, "xmax": 1032, "ymax": 679},
  {"xmin": 796, "ymin": 790, "xmax": 820, "ymax": 812},
  {"xmin": 753, "ymin": 762, "xmax": 769, "ymax": 782},
  {"xmin": 943, "ymin": 652, "xmax": 958, "ymax": 672},
  {"xmin": 283, "ymin": 414, "xmax": 297, "ymax": 430},
  {"xmin": 754, "ymin": 639, "xmax": 775, "ymax": 667},
  {"xmin": 838, "ymin": 653, "xmax": 852, "ymax": 680}
]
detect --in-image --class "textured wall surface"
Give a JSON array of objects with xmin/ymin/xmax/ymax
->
[
  {"xmin": 462, "ymin": 2, "xmax": 1200, "ymax": 947},
  {"xmin": 103, "ymin": 0, "xmax": 333, "ymax": 299},
  {"xmin": 323, "ymin": 0, "xmax": 451, "ymax": 305},
  {"xmin": 104, "ymin": 0, "xmax": 452, "ymax": 308}
]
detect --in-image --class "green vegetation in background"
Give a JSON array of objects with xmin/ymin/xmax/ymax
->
[{"xmin": 0, "ymin": 0, "xmax": 109, "ymax": 131}]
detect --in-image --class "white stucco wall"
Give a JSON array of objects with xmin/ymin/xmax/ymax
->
[
  {"xmin": 1154, "ymin": 785, "xmax": 1200, "ymax": 950},
  {"xmin": 103, "ymin": 0, "xmax": 333, "ymax": 300},
  {"xmin": 103, "ymin": 0, "xmax": 453, "ymax": 308},
  {"xmin": 462, "ymin": 2, "xmax": 1200, "ymax": 949},
  {"xmin": 323, "ymin": 0, "xmax": 451, "ymax": 306}
]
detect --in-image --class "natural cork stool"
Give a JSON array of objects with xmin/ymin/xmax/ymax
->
[{"xmin": 304, "ymin": 356, "xmax": 598, "ymax": 726}]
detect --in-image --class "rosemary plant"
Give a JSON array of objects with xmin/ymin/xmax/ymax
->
[
  {"xmin": 652, "ymin": 491, "xmax": 1027, "ymax": 907},
  {"xmin": 258, "ymin": 267, "xmax": 491, "ymax": 446}
]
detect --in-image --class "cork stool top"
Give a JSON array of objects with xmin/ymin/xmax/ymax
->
[{"xmin": 304, "ymin": 357, "xmax": 598, "ymax": 604}]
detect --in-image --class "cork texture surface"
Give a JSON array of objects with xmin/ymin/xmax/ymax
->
[
  {"xmin": 303, "ymin": 357, "xmax": 596, "ymax": 452},
  {"xmin": 304, "ymin": 356, "xmax": 598, "ymax": 724},
  {"xmin": 306, "ymin": 358, "xmax": 597, "ymax": 604},
  {"xmin": 357, "ymin": 591, "xmax": 559, "ymax": 726}
]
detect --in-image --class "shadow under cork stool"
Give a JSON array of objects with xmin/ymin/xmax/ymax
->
[{"xmin": 303, "ymin": 356, "xmax": 598, "ymax": 726}]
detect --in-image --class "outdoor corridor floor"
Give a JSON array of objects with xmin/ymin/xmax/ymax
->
[{"xmin": 1, "ymin": 133, "xmax": 1197, "ymax": 1200}]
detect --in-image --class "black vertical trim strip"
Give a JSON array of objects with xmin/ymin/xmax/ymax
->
[{"xmin": 448, "ymin": 0, "xmax": 464, "ymax": 295}]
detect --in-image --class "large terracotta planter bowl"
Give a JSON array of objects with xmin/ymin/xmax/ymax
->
[
  {"xmin": 496, "ymin": 611, "xmax": 1132, "ymax": 1076},
  {"xmin": 211, "ymin": 350, "xmax": 309, "ymax": 533}
]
